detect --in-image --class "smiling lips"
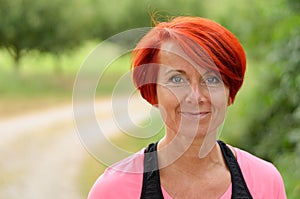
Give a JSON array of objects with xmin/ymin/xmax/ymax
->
[{"xmin": 180, "ymin": 111, "xmax": 211, "ymax": 120}]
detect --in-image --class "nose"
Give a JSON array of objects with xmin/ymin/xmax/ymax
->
[{"xmin": 185, "ymin": 83, "xmax": 207, "ymax": 104}]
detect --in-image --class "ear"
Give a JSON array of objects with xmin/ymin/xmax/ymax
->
[
  {"xmin": 153, "ymin": 103, "xmax": 159, "ymax": 108},
  {"xmin": 227, "ymin": 97, "xmax": 233, "ymax": 106}
]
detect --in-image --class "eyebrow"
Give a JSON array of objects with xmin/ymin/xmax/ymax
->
[
  {"xmin": 164, "ymin": 69, "xmax": 187, "ymax": 76},
  {"xmin": 163, "ymin": 68, "xmax": 217, "ymax": 77}
]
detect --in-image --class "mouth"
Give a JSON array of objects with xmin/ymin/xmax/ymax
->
[{"xmin": 179, "ymin": 111, "xmax": 211, "ymax": 120}]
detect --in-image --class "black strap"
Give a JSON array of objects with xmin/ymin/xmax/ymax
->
[
  {"xmin": 140, "ymin": 141, "xmax": 253, "ymax": 199},
  {"xmin": 217, "ymin": 140, "xmax": 253, "ymax": 199},
  {"xmin": 140, "ymin": 142, "xmax": 164, "ymax": 199}
]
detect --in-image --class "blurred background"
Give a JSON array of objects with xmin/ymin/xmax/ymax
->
[{"xmin": 0, "ymin": 0, "xmax": 299, "ymax": 198}]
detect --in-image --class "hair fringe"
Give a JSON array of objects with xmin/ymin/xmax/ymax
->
[{"xmin": 146, "ymin": 7, "xmax": 175, "ymax": 26}]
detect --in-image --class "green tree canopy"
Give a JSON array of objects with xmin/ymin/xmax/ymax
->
[
  {"xmin": 0, "ymin": 0, "xmax": 93, "ymax": 70},
  {"xmin": 230, "ymin": 0, "xmax": 300, "ymax": 196}
]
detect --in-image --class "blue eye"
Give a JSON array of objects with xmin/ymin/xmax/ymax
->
[
  {"xmin": 170, "ymin": 75, "xmax": 185, "ymax": 84},
  {"xmin": 204, "ymin": 76, "xmax": 222, "ymax": 86}
]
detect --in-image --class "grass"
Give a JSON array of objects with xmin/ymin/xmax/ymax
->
[
  {"xmin": 0, "ymin": 40, "xmax": 131, "ymax": 117},
  {"xmin": 0, "ymin": 40, "xmax": 73, "ymax": 91},
  {"xmin": 0, "ymin": 63, "xmax": 75, "ymax": 118}
]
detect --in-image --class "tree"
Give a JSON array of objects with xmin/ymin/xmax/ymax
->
[
  {"xmin": 0, "ymin": 0, "xmax": 93, "ymax": 72},
  {"xmin": 88, "ymin": 0, "xmax": 206, "ymax": 40},
  {"xmin": 232, "ymin": 0, "xmax": 300, "ymax": 197}
]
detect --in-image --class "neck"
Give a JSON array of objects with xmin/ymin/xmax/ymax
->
[{"xmin": 157, "ymin": 128, "xmax": 224, "ymax": 170}]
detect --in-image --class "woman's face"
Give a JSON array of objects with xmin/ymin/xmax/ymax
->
[{"xmin": 156, "ymin": 42, "xmax": 231, "ymax": 139}]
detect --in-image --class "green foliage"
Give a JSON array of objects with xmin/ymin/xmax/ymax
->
[
  {"xmin": 0, "ymin": 40, "xmax": 96, "ymax": 98},
  {"xmin": 232, "ymin": 1, "xmax": 300, "ymax": 196},
  {"xmin": 240, "ymin": 27, "xmax": 300, "ymax": 193},
  {"xmin": 88, "ymin": 0, "xmax": 207, "ymax": 39},
  {"xmin": 0, "ymin": 0, "xmax": 204, "ymax": 71},
  {"xmin": 0, "ymin": 0, "xmax": 93, "ymax": 70},
  {"xmin": 242, "ymin": 22, "xmax": 300, "ymax": 161}
]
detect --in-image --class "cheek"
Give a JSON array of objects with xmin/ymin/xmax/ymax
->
[
  {"xmin": 156, "ymin": 86, "xmax": 181, "ymax": 121},
  {"xmin": 209, "ymin": 87, "xmax": 230, "ymax": 105},
  {"xmin": 210, "ymin": 90, "xmax": 230, "ymax": 121},
  {"xmin": 156, "ymin": 85, "xmax": 182, "ymax": 105}
]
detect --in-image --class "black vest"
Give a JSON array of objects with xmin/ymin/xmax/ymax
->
[{"xmin": 140, "ymin": 140, "xmax": 253, "ymax": 199}]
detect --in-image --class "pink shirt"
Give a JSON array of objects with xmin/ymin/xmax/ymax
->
[{"xmin": 88, "ymin": 146, "xmax": 287, "ymax": 199}]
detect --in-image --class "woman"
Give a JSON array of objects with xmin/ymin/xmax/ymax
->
[{"xmin": 88, "ymin": 17, "xmax": 286, "ymax": 199}]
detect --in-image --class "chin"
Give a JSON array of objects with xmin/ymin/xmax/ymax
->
[{"xmin": 175, "ymin": 124, "xmax": 214, "ymax": 139}]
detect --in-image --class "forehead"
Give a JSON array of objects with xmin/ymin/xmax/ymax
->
[
  {"xmin": 158, "ymin": 41, "xmax": 212, "ymax": 75},
  {"xmin": 159, "ymin": 41, "xmax": 189, "ymax": 63}
]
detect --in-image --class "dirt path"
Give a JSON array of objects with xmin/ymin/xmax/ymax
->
[{"xmin": 0, "ymin": 96, "xmax": 150, "ymax": 199}]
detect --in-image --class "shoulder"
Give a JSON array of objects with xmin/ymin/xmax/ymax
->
[
  {"xmin": 234, "ymin": 147, "xmax": 287, "ymax": 199},
  {"xmin": 235, "ymin": 147, "xmax": 278, "ymax": 176},
  {"xmin": 87, "ymin": 149, "xmax": 145, "ymax": 199}
]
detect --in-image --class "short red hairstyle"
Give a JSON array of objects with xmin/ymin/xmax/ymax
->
[{"xmin": 131, "ymin": 16, "xmax": 246, "ymax": 105}]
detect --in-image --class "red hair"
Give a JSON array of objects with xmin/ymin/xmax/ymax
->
[{"xmin": 131, "ymin": 16, "xmax": 246, "ymax": 105}]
